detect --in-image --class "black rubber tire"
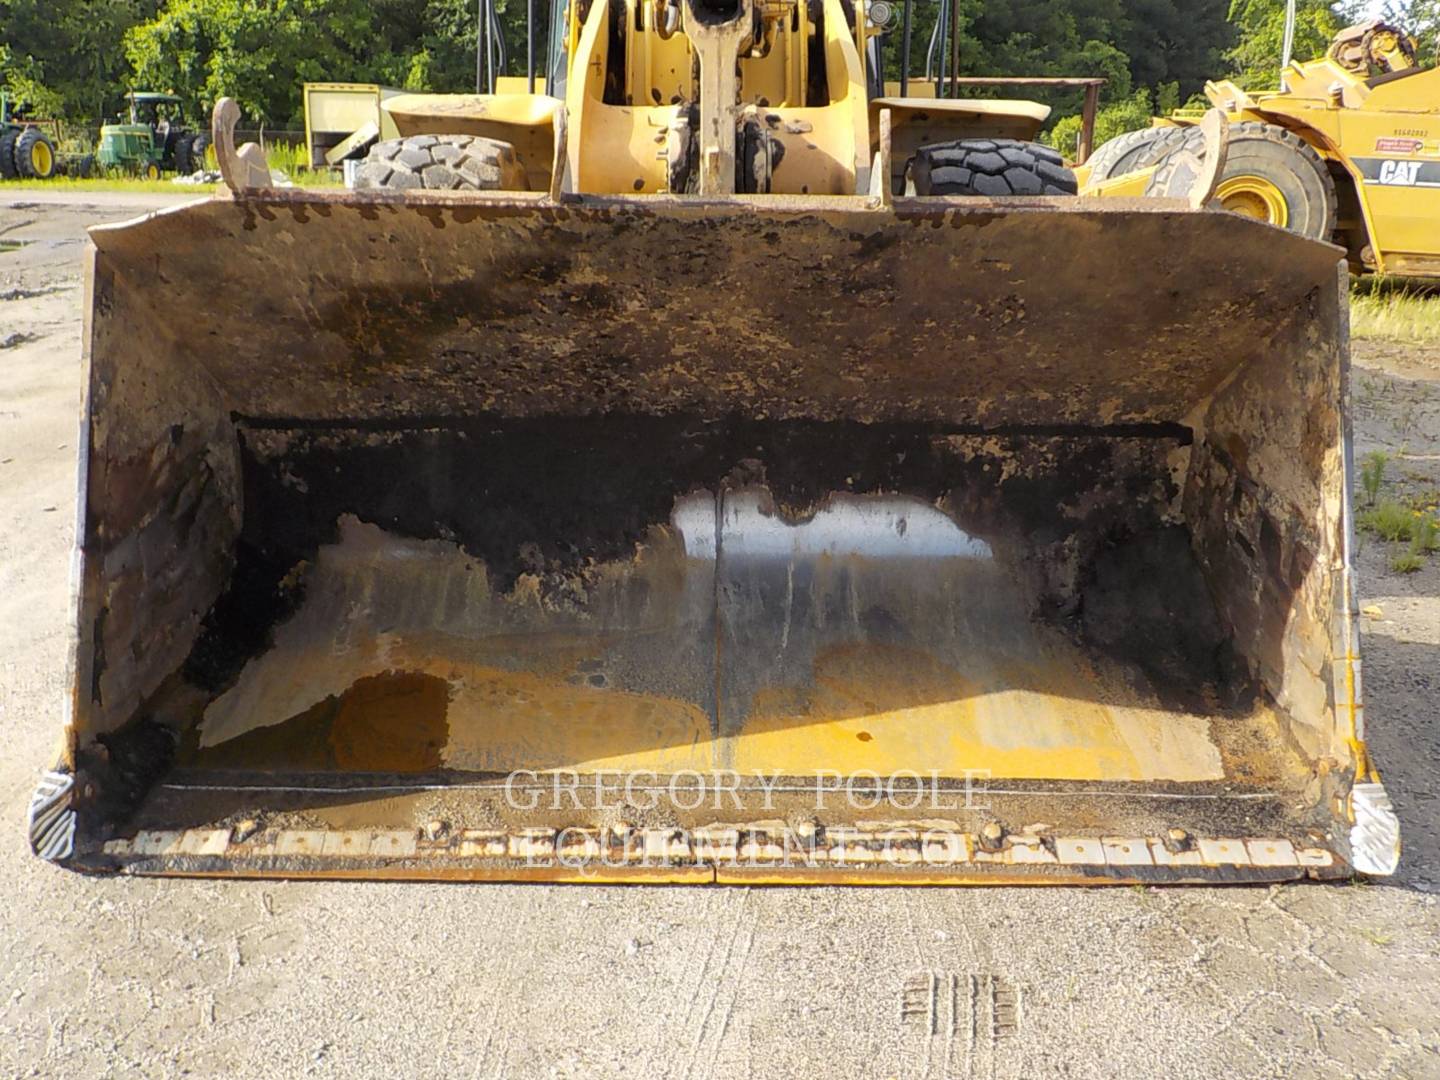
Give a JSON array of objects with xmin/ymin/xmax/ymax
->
[
  {"xmin": 187, "ymin": 133, "xmax": 212, "ymax": 172},
  {"xmin": 14, "ymin": 127, "xmax": 57, "ymax": 180},
  {"xmin": 1084, "ymin": 126, "xmax": 1188, "ymax": 181},
  {"xmin": 0, "ymin": 129, "xmax": 18, "ymax": 180},
  {"xmin": 175, "ymin": 133, "xmax": 196, "ymax": 175},
  {"xmin": 1144, "ymin": 121, "xmax": 1338, "ymax": 241},
  {"xmin": 72, "ymin": 154, "xmax": 96, "ymax": 179},
  {"xmin": 356, "ymin": 134, "xmax": 528, "ymax": 191},
  {"xmin": 910, "ymin": 139, "xmax": 1077, "ymax": 197}
]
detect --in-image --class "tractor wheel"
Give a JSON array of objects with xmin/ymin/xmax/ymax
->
[
  {"xmin": 909, "ymin": 139, "xmax": 1077, "ymax": 197},
  {"xmin": 143, "ymin": 161, "xmax": 162, "ymax": 181},
  {"xmin": 0, "ymin": 129, "xmax": 18, "ymax": 180},
  {"xmin": 355, "ymin": 134, "xmax": 528, "ymax": 191},
  {"xmin": 175, "ymin": 134, "xmax": 196, "ymax": 175},
  {"xmin": 15, "ymin": 128, "xmax": 58, "ymax": 180},
  {"xmin": 1145, "ymin": 121, "xmax": 1337, "ymax": 241},
  {"xmin": 1084, "ymin": 126, "xmax": 1187, "ymax": 181},
  {"xmin": 188, "ymin": 133, "xmax": 212, "ymax": 173}
]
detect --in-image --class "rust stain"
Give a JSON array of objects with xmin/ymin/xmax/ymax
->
[{"xmin": 185, "ymin": 671, "xmax": 450, "ymax": 773}]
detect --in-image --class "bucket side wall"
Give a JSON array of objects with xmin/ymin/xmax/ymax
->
[
  {"xmin": 73, "ymin": 243, "xmax": 243, "ymax": 744},
  {"xmin": 1185, "ymin": 263, "xmax": 1351, "ymax": 767}
]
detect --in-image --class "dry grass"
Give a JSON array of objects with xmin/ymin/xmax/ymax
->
[
  {"xmin": 1351, "ymin": 280, "xmax": 1440, "ymax": 343},
  {"xmin": 2, "ymin": 172, "xmax": 341, "ymax": 194},
  {"xmin": 2, "ymin": 175, "xmax": 222, "ymax": 194},
  {"xmin": 1, "ymin": 142, "xmax": 341, "ymax": 194}
]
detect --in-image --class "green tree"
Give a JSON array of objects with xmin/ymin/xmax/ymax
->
[
  {"xmin": 1115, "ymin": 0, "xmax": 1234, "ymax": 99},
  {"xmin": 1045, "ymin": 81, "xmax": 1179, "ymax": 154},
  {"xmin": 1381, "ymin": 0, "xmax": 1440, "ymax": 63},
  {"xmin": 0, "ymin": 0, "xmax": 161, "ymax": 120},
  {"xmin": 879, "ymin": 0, "xmax": 1231, "ymax": 129},
  {"xmin": 1226, "ymin": 0, "xmax": 1351, "ymax": 87},
  {"xmin": 124, "ymin": 0, "xmax": 453, "ymax": 126},
  {"xmin": 879, "ymin": 0, "xmax": 1133, "ymax": 126}
]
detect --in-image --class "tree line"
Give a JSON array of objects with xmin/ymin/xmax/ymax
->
[{"xmin": 0, "ymin": 0, "xmax": 1435, "ymax": 133}]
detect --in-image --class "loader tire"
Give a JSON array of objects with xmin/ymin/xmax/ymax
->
[
  {"xmin": 356, "ymin": 134, "xmax": 528, "ymax": 192},
  {"xmin": 1145, "ymin": 121, "xmax": 1337, "ymax": 241},
  {"xmin": 910, "ymin": 139, "xmax": 1077, "ymax": 197},
  {"xmin": 1084, "ymin": 126, "xmax": 1187, "ymax": 181},
  {"xmin": 0, "ymin": 128, "xmax": 18, "ymax": 180},
  {"xmin": 15, "ymin": 127, "xmax": 57, "ymax": 180}
]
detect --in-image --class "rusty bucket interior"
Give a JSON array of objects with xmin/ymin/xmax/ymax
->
[{"xmin": 57, "ymin": 190, "xmax": 1371, "ymax": 882}]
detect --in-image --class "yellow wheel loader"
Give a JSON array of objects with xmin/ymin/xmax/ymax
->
[
  {"xmin": 1082, "ymin": 20, "xmax": 1440, "ymax": 278},
  {"xmin": 28, "ymin": 0, "xmax": 1399, "ymax": 884}
]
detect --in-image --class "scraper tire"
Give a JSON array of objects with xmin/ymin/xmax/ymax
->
[
  {"xmin": 910, "ymin": 139, "xmax": 1078, "ymax": 197},
  {"xmin": 355, "ymin": 134, "xmax": 529, "ymax": 192},
  {"xmin": 1144, "ymin": 121, "xmax": 1337, "ymax": 241},
  {"xmin": 1085, "ymin": 126, "xmax": 1188, "ymax": 181}
]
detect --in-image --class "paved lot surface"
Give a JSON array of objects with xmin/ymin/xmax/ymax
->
[{"xmin": 2, "ymin": 194, "xmax": 1437, "ymax": 1079}]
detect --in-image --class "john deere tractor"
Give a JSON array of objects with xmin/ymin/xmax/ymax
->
[
  {"xmin": 97, "ymin": 92, "xmax": 211, "ymax": 178},
  {"xmin": 0, "ymin": 92, "xmax": 60, "ymax": 180}
]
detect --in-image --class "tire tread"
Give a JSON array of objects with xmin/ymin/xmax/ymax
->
[{"xmin": 911, "ymin": 138, "xmax": 1078, "ymax": 197}]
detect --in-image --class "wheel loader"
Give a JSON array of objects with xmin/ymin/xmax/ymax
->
[
  {"xmin": 28, "ymin": 0, "xmax": 1400, "ymax": 884},
  {"xmin": 1082, "ymin": 20, "xmax": 1440, "ymax": 279}
]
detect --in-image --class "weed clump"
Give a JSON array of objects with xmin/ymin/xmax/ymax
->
[
  {"xmin": 1359, "ymin": 499, "xmax": 1417, "ymax": 542},
  {"xmin": 1360, "ymin": 450, "xmax": 1388, "ymax": 506}
]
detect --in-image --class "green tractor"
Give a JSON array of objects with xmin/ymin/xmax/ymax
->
[
  {"xmin": 97, "ymin": 92, "xmax": 210, "ymax": 178},
  {"xmin": 0, "ymin": 92, "xmax": 62, "ymax": 180}
]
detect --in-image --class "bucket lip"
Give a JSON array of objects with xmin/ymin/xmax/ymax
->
[
  {"xmin": 65, "ymin": 808, "xmax": 1362, "ymax": 883},
  {"xmin": 85, "ymin": 187, "xmax": 1347, "ymax": 262},
  {"xmin": 87, "ymin": 185, "xmax": 1347, "ymax": 272},
  {"xmin": 37, "ymin": 755, "xmax": 1396, "ymax": 880}
]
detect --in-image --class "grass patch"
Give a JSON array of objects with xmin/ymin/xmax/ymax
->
[
  {"xmin": 3, "ymin": 175, "xmax": 220, "ymax": 194},
  {"xmin": 1351, "ymin": 279, "xmax": 1440, "ymax": 343},
  {"xmin": 3, "ymin": 172, "xmax": 342, "ymax": 194},
  {"xmin": 1359, "ymin": 499, "xmax": 1420, "ymax": 542},
  {"xmin": 1358, "ymin": 462, "xmax": 1440, "ymax": 575},
  {"xmin": 1391, "ymin": 550, "xmax": 1424, "ymax": 574}
]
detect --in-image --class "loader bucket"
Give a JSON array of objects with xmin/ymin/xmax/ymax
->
[{"xmin": 33, "ymin": 188, "xmax": 1398, "ymax": 882}]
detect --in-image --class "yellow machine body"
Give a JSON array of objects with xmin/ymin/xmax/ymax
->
[
  {"xmin": 1086, "ymin": 23, "xmax": 1440, "ymax": 278},
  {"xmin": 380, "ymin": 0, "xmax": 1052, "ymax": 197},
  {"xmin": 1206, "ymin": 57, "xmax": 1440, "ymax": 277}
]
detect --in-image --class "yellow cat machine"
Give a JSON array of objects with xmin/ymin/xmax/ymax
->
[
  {"xmin": 1082, "ymin": 20, "xmax": 1440, "ymax": 278},
  {"xmin": 28, "ymin": 0, "xmax": 1399, "ymax": 884}
]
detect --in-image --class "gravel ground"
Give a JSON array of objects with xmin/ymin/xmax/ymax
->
[{"xmin": 2, "ymin": 195, "xmax": 1437, "ymax": 1080}]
